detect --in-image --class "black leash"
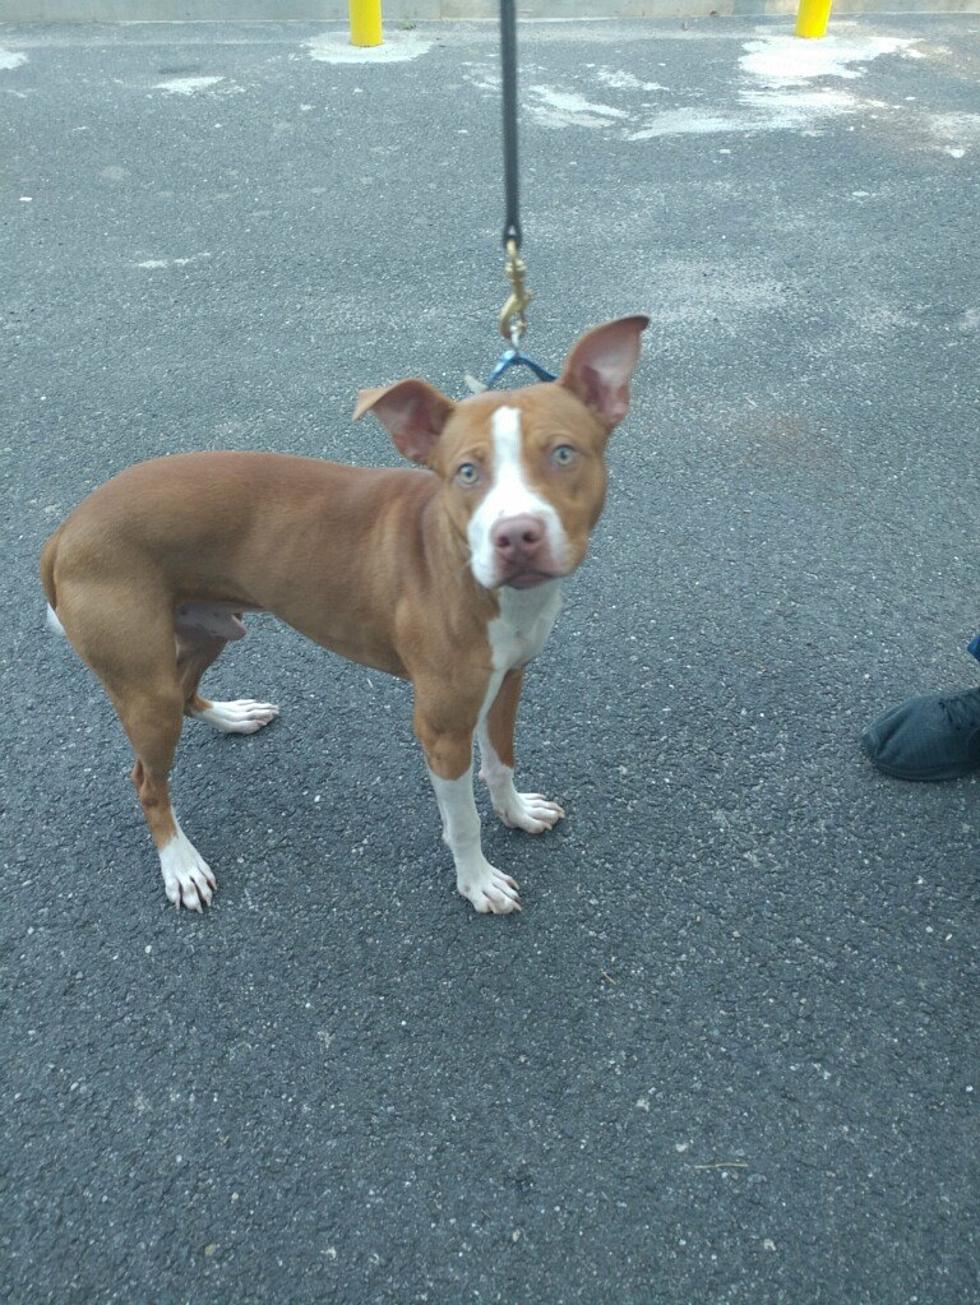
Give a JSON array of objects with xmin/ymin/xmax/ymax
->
[
  {"xmin": 465, "ymin": 0, "xmax": 555, "ymax": 393},
  {"xmin": 500, "ymin": 0, "xmax": 521, "ymax": 252}
]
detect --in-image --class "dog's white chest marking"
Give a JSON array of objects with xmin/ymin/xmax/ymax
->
[
  {"xmin": 478, "ymin": 581, "xmax": 562, "ymax": 732},
  {"xmin": 475, "ymin": 582, "xmax": 566, "ymax": 843},
  {"xmin": 487, "ymin": 582, "xmax": 562, "ymax": 676}
]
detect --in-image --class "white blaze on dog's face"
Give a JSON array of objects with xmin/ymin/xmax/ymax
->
[
  {"xmin": 464, "ymin": 404, "xmax": 566, "ymax": 589},
  {"xmin": 354, "ymin": 315, "xmax": 649, "ymax": 591},
  {"xmin": 425, "ymin": 386, "xmax": 612, "ymax": 590}
]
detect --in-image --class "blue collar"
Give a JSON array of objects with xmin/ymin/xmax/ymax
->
[{"xmin": 483, "ymin": 346, "xmax": 556, "ymax": 389}]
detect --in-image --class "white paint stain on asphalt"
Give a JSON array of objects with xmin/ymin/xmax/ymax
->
[
  {"xmin": 729, "ymin": 33, "xmax": 908, "ymax": 135},
  {"xmin": 596, "ymin": 67, "xmax": 668, "ymax": 93},
  {"xmin": 465, "ymin": 33, "xmax": 927, "ymax": 142},
  {"xmin": 153, "ymin": 75, "xmax": 226, "ymax": 95},
  {"xmin": 624, "ymin": 107, "xmax": 764, "ymax": 140},
  {"xmin": 928, "ymin": 111, "xmax": 980, "ymax": 156},
  {"xmin": 526, "ymin": 86, "xmax": 630, "ymax": 130},
  {"xmin": 0, "ymin": 49, "xmax": 27, "ymax": 70},
  {"xmin": 738, "ymin": 33, "xmax": 917, "ymax": 87},
  {"xmin": 134, "ymin": 252, "xmax": 213, "ymax": 269},
  {"xmin": 305, "ymin": 31, "xmax": 433, "ymax": 64}
]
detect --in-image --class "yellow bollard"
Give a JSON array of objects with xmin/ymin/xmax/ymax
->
[
  {"xmin": 349, "ymin": 0, "xmax": 382, "ymax": 47},
  {"xmin": 795, "ymin": 0, "xmax": 832, "ymax": 38}
]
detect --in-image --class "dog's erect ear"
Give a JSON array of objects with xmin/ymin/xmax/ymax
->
[
  {"xmin": 353, "ymin": 379, "xmax": 455, "ymax": 465},
  {"xmin": 558, "ymin": 315, "xmax": 650, "ymax": 430}
]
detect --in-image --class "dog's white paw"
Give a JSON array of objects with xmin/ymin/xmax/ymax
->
[
  {"xmin": 458, "ymin": 861, "xmax": 522, "ymax": 915},
  {"xmin": 159, "ymin": 829, "xmax": 217, "ymax": 912},
  {"xmin": 495, "ymin": 792, "xmax": 565, "ymax": 834},
  {"xmin": 193, "ymin": 699, "xmax": 280, "ymax": 735}
]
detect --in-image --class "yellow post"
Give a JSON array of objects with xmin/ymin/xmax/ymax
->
[
  {"xmin": 349, "ymin": 0, "xmax": 382, "ymax": 47},
  {"xmin": 795, "ymin": 0, "xmax": 832, "ymax": 38}
]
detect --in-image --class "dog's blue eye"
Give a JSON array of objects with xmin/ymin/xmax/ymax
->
[
  {"xmin": 457, "ymin": 462, "xmax": 480, "ymax": 486},
  {"xmin": 552, "ymin": 445, "xmax": 576, "ymax": 467}
]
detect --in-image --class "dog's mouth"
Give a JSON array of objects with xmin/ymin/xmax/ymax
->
[{"xmin": 502, "ymin": 569, "xmax": 562, "ymax": 590}]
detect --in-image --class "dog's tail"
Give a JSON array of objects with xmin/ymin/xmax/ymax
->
[
  {"xmin": 46, "ymin": 603, "xmax": 66, "ymax": 638},
  {"xmin": 40, "ymin": 528, "xmax": 66, "ymax": 637}
]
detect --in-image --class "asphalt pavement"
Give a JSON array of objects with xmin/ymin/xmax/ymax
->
[{"xmin": 2, "ymin": 15, "xmax": 978, "ymax": 1304}]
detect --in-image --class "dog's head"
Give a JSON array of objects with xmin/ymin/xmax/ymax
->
[{"xmin": 355, "ymin": 315, "xmax": 648, "ymax": 591}]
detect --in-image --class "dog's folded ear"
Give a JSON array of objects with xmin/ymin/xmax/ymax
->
[
  {"xmin": 558, "ymin": 315, "xmax": 650, "ymax": 430},
  {"xmin": 354, "ymin": 380, "xmax": 455, "ymax": 465}
]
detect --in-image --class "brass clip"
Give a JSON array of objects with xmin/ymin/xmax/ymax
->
[{"xmin": 498, "ymin": 238, "xmax": 531, "ymax": 344}]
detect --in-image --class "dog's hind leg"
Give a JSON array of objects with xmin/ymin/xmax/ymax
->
[
  {"xmin": 118, "ymin": 685, "xmax": 217, "ymax": 911},
  {"xmin": 57, "ymin": 589, "xmax": 218, "ymax": 910},
  {"xmin": 175, "ymin": 609, "xmax": 279, "ymax": 736}
]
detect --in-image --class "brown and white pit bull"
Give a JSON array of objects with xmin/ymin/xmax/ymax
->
[{"xmin": 40, "ymin": 315, "xmax": 648, "ymax": 915}]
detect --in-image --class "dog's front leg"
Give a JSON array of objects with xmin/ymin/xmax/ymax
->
[
  {"xmin": 477, "ymin": 668, "xmax": 565, "ymax": 834},
  {"xmin": 414, "ymin": 688, "xmax": 521, "ymax": 915}
]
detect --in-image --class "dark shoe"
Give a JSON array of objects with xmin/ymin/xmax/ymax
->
[{"xmin": 861, "ymin": 688, "xmax": 980, "ymax": 781}]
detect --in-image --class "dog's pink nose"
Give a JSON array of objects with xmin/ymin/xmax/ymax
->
[{"xmin": 491, "ymin": 515, "xmax": 545, "ymax": 561}]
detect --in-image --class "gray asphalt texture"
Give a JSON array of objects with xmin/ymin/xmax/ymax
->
[{"xmin": 3, "ymin": 15, "xmax": 979, "ymax": 1304}]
